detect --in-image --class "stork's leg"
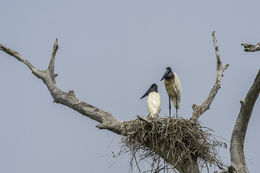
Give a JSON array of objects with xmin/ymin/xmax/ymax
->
[{"xmin": 168, "ymin": 96, "xmax": 171, "ymax": 117}]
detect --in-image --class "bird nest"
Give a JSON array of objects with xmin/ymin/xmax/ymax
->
[{"xmin": 120, "ymin": 117, "xmax": 226, "ymax": 172}]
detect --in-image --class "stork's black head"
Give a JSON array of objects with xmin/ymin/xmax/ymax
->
[
  {"xmin": 160, "ymin": 66, "xmax": 174, "ymax": 81},
  {"xmin": 140, "ymin": 83, "xmax": 158, "ymax": 99}
]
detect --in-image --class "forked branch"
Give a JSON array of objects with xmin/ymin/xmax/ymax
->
[
  {"xmin": 0, "ymin": 40, "xmax": 122, "ymax": 133},
  {"xmin": 190, "ymin": 31, "xmax": 229, "ymax": 122}
]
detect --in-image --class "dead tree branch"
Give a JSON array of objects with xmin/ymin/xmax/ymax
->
[
  {"xmin": 230, "ymin": 69, "xmax": 260, "ymax": 173},
  {"xmin": 0, "ymin": 40, "xmax": 122, "ymax": 134},
  {"xmin": 190, "ymin": 31, "xmax": 229, "ymax": 122},
  {"xmin": 241, "ymin": 43, "xmax": 260, "ymax": 52}
]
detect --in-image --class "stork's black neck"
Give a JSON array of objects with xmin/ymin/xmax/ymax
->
[{"xmin": 165, "ymin": 71, "xmax": 174, "ymax": 80}]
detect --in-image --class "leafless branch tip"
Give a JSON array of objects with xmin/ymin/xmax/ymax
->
[
  {"xmin": 190, "ymin": 31, "xmax": 229, "ymax": 122},
  {"xmin": 241, "ymin": 43, "xmax": 260, "ymax": 52}
]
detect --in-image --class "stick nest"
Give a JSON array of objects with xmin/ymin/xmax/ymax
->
[{"xmin": 121, "ymin": 117, "xmax": 225, "ymax": 172}]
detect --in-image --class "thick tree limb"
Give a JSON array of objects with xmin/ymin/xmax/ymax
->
[
  {"xmin": 230, "ymin": 69, "xmax": 260, "ymax": 173},
  {"xmin": 241, "ymin": 43, "xmax": 260, "ymax": 52},
  {"xmin": 0, "ymin": 40, "xmax": 199, "ymax": 173},
  {"xmin": 190, "ymin": 31, "xmax": 229, "ymax": 122}
]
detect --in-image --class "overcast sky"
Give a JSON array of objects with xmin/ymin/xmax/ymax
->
[{"xmin": 0, "ymin": 0, "xmax": 259, "ymax": 172}]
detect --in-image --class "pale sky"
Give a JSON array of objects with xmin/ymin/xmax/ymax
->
[{"xmin": 0, "ymin": 0, "xmax": 259, "ymax": 172}]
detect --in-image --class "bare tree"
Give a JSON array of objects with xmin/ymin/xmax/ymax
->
[{"xmin": 0, "ymin": 31, "xmax": 259, "ymax": 173}]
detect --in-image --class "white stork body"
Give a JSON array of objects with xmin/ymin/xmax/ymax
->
[
  {"xmin": 140, "ymin": 83, "xmax": 161, "ymax": 118},
  {"xmin": 164, "ymin": 72, "xmax": 182, "ymax": 110},
  {"xmin": 147, "ymin": 92, "xmax": 161, "ymax": 118}
]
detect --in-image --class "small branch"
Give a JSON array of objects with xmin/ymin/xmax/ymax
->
[
  {"xmin": 230, "ymin": 69, "xmax": 260, "ymax": 173},
  {"xmin": 0, "ymin": 40, "xmax": 122, "ymax": 133},
  {"xmin": 137, "ymin": 115, "xmax": 148, "ymax": 122},
  {"xmin": 137, "ymin": 115, "xmax": 152, "ymax": 123},
  {"xmin": 241, "ymin": 43, "xmax": 260, "ymax": 52},
  {"xmin": 48, "ymin": 38, "xmax": 59, "ymax": 83},
  {"xmin": 190, "ymin": 31, "xmax": 229, "ymax": 122},
  {"xmin": 0, "ymin": 43, "xmax": 43, "ymax": 78}
]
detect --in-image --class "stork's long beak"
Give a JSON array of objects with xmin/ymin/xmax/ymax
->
[
  {"xmin": 161, "ymin": 70, "xmax": 169, "ymax": 81},
  {"xmin": 140, "ymin": 90, "xmax": 149, "ymax": 99},
  {"xmin": 140, "ymin": 86, "xmax": 152, "ymax": 99}
]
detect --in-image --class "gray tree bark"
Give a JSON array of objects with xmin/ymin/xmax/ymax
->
[{"xmin": 230, "ymin": 71, "xmax": 260, "ymax": 173}]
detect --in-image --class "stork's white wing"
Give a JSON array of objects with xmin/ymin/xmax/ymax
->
[
  {"xmin": 173, "ymin": 72, "xmax": 182, "ymax": 98},
  {"xmin": 147, "ymin": 92, "xmax": 161, "ymax": 117}
]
